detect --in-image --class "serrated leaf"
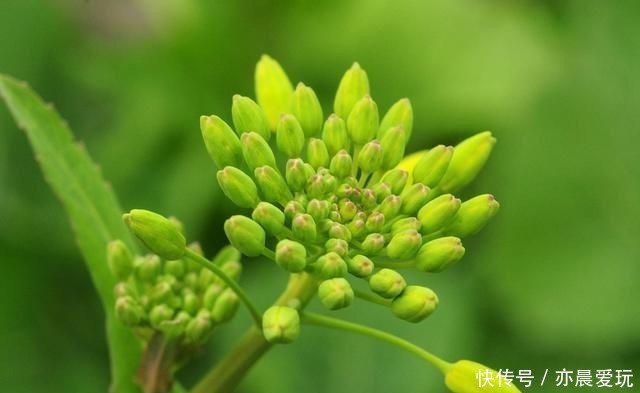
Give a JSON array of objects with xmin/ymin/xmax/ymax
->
[{"xmin": 0, "ymin": 74, "xmax": 142, "ymax": 393}]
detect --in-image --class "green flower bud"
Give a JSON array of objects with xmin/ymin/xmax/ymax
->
[
  {"xmin": 325, "ymin": 238, "xmax": 349, "ymax": 257},
  {"xmin": 306, "ymin": 199, "xmax": 330, "ymax": 221},
  {"xmin": 338, "ymin": 199, "xmax": 358, "ymax": 221},
  {"xmin": 217, "ymin": 166, "xmax": 260, "ymax": 208},
  {"xmin": 285, "ymin": 158, "xmax": 310, "ymax": 192},
  {"xmin": 107, "ymin": 240, "xmax": 133, "ymax": 280},
  {"xmin": 386, "ymin": 229, "xmax": 422, "ymax": 259},
  {"xmin": 416, "ymin": 236, "xmax": 465, "ymax": 272},
  {"xmin": 211, "ymin": 288, "xmax": 239, "ymax": 323},
  {"xmin": 232, "ymin": 95, "xmax": 270, "ymax": 141},
  {"xmin": 376, "ymin": 195, "xmax": 402, "ymax": 220},
  {"xmin": 391, "ymin": 217, "xmax": 422, "ymax": 236},
  {"xmin": 255, "ymin": 55, "xmax": 293, "ymax": 130},
  {"xmin": 241, "ymin": 132, "xmax": 276, "ymax": 172},
  {"xmin": 224, "ymin": 215, "xmax": 266, "ymax": 257},
  {"xmin": 284, "ymin": 200, "xmax": 305, "ymax": 221},
  {"xmin": 391, "ymin": 286, "xmax": 438, "ymax": 323},
  {"xmin": 115, "ymin": 296, "xmax": 145, "ymax": 327},
  {"xmin": 307, "ymin": 138, "xmax": 330, "ymax": 169},
  {"xmin": 291, "ymin": 213, "xmax": 317, "ymax": 242},
  {"xmin": 159, "ymin": 311, "xmax": 191, "ymax": 338},
  {"xmin": 346, "ymin": 218, "xmax": 366, "ymax": 239},
  {"xmin": 371, "ymin": 183, "xmax": 391, "ymax": 203},
  {"xmin": 318, "ymin": 278, "xmax": 354, "ymax": 310},
  {"xmin": 252, "ymin": 202, "xmax": 286, "ymax": 235},
  {"xmin": 212, "ymin": 245, "xmax": 241, "ymax": 266},
  {"xmin": 123, "ymin": 209, "xmax": 186, "ymax": 260},
  {"xmin": 361, "ymin": 233, "xmax": 385, "ymax": 255},
  {"xmin": 315, "ymin": 252, "xmax": 348, "ymax": 279},
  {"xmin": 150, "ymin": 304, "xmax": 174, "ymax": 328},
  {"xmin": 150, "ymin": 281, "xmax": 173, "ymax": 305},
  {"xmin": 358, "ymin": 140, "xmax": 383, "ymax": 173},
  {"xmin": 164, "ymin": 259, "xmax": 186, "ymax": 278},
  {"xmin": 185, "ymin": 311, "xmax": 214, "ymax": 343},
  {"xmin": 328, "ymin": 222, "xmax": 352, "ymax": 242},
  {"xmin": 437, "ymin": 131, "xmax": 496, "ymax": 193},
  {"xmin": 347, "ymin": 95, "xmax": 379, "ymax": 145},
  {"xmin": 114, "ymin": 282, "xmax": 133, "ymax": 298},
  {"xmin": 262, "ymin": 306, "xmax": 301, "ymax": 344},
  {"xmin": 203, "ymin": 283, "xmax": 224, "ymax": 309},
  {"xmin": 198, "ymin": 268, "xmax": 216, "ymax": 291},
  {"xmin": 330, "ymin": 150, "xmax": 353, "ymax": 178},
  {"xmin": 322, "ymin": 114, "xmax": 350, "ymax": 155},
  {"xmin": 369, "ymin": 268, "xmax": 406, "ymax": 298},
  {"xmin": 306, "ymin": 174, "xmax": 325, "ymax": 199},
  {"xmin": 334, "ymin": 62, "xmax": 370, "ymax": 119},
  {"xmin": 182, "ymin": 290, "xmax": 200, "ymax": 315},
  {"xmin": 276, "ymin": 114, "xmax": 305, "ymax": 158},
  {"xmin": 380, "ymin": 169, "xmax": 409, "ymax": 195},
  {"xmin": 400, "ymin": 183, "xmax": 430, "ymax": 215},
  {"xmin": 135, "ymin": 255, "xmax": 161, "ymax": 281},
  {"xmin": 417, "ymin": 194, "xmax": 461, "ymax": 235},
  {"xmin": 200, "ymin": 115, "xmax": 243, "ymax": 169},
  {"xmin": 292, "ymin": 82, "xmax": 323, "ymax": 137},
  {"xmin": 445, "ymin": 360, "xmax": 522, "ymax": 393},
  {"xmin": 365, "ymin": 212, "xmax": 385, "ymax": 233},
  {"xmin": 347, "ymin": 255, "xmax": 374, "ymax": 278},
  {"xmin": 412, "ymin": 145, "xmax": 454, "ymax": 188},
  {"xmin": 379, "ymin": 126, "xmax": 406, "ymax": 169},
  {"xmin": 275, "ymin": 239, "xmax": 307, "ymax": 272},
  {"xmin": 220, "ymin": 259, "xmax": 242, "ymax": 281},
  {"xmin": 378, "ymin": 98, "xmax": 413, "ymax": 140},
  {"xmin": 254, "ymin": 165, "xmax": 293, "ymax": 206},
  {"xmin": 444, "ymin": 194, "xmax": 500, "ymax": 238}
]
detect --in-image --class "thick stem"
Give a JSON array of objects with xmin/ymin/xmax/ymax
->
[{"xmin": 191, "ymin": 272, "xmax": 318, "ymax": 393}]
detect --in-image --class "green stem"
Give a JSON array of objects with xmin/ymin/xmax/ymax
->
[
  {"xmin": 301, "ymin": 312, "xmax": 451, "ymax": 374},
  {"xmin": 184, "ymin": 248, "xmax": 262, "ymax": 327},
  {"xmin": 353, "ymin": 288, "xmax": 392, "ymax": 307},
  {"xmin": 191, "ymin": 273, "xmax": 318, "ymax": 393}
]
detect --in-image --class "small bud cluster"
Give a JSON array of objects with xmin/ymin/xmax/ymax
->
[
  {"xmin": 108, "ymin": 236, "xmax": 241, "ymax": 347},
  {"xmin": 201, "ymin": 55, "xmax": 500, "ymax": 339}
]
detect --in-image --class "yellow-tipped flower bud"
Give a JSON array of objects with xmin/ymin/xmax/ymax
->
[
  {"xmin": 316, "ymin": 252, "xmax": 348, "ymax": 279},
  {"xmin": 347, "ymin": 254, "xmax": 374, "ymax": 278},
  {"xmin": 255, "ymin": 55, "xmax": 293, "ymax": 130},
  {"xmin": 252, "ymin": 202, "xmax": 286, "ymax": 235},
  {"xmin": 292, "ymin": 82, "xmax": 323, "ymax": 137},
  {"xmin": 416, "ymin": 237, "xmax": 465, "ymax": 272},
  {"xmin": 391, "ymin": 286, "xmax": 438, "ymax": 323},
  {"xmin": 361, "ymin": 233, "xmax": 385, "ymax": 255},
  {"xmin": 318, "ymin": 278, "xmax": 354, "ymax": 310},
  {"xmin": 378, "ymin": 98, "xmax": 413, "ymax": 140},
  {"xmin": 334, "ymin": 62, "xmax": 369, "ymax": 120},
  {"xmin": 223, "ymin": 215, "xmax": 266, "ymax": 257},
  {"xmin": 200, "ymin": 115, "xmax": 243, "ymax": 169},
  {"xmin": 369, "ymin": 268, "xmax": 406, "ymax": 298},
  {"xmin": 400, "ymin": 183, "xmax": 430, "ymax": 215},
  {"xmin": 412, "ymin": 145, "xmax": 454, "ymax": 188},
  {"xmin": 437, "ymin": 131, "xmax": 496, "ymax": 193},
  {"xmin": 365, "ymin": 212, "xmax": 385, "ymax": 233},
  {"xmin": 380, "ymin": 169, "xmax": 409, "ymax": 195},
  {"xmin": 211, "ymin": 288, "xmax": 239, "ymax": 323},
  {"xmin": 376, "ymin": 195, "xmax": 402, "ymax": 220},
  {"xmin": 330, "ymin": 149, "xmax": 353, "ymax": 178},
  {"xmin": 347, "ymin": 96, "xmax": 379, "ymax": 145},
  {"xmin": 322, "ymin": 114, "xmax": 350, "ymax": 155},
  {"xmin": 391, "ymin": 217, "xmax": 422, "ymax": 236},
  {"xmin": 231, "ymin": 95, "xmax": 271, "ymax": 141},
  {"xmin": 291, "ymin": 213, "xmax": 317, "ymax": 242},
  {"xmin": 358, "ymin": 140, "xmax": 383, "ymax": 173},
  {"xmin": 380, "ymin": 126, "xmax": 407, "ymax": 170},
  {"xmin": 241, "ymin": 132, "xmax": 276, "ymax": 172},
  {"xmin": 262, "ymin": 306, "xmax": 301, "ymax": 344},
  {"xmin": 325, "ymin": 238, "xmax": 349, "ymax": 257},
  {"xmin": 217, "ymin": 166, "xmax": 260, "ymax": 208},
  {"xmin": 444, "ymin": 194, "xmax": 500, "ymax": 238},
  {"xmin": 306, "ymin": 199, "xmax": 330, "ymax": 221},
  {"xmin": 276, "ymin": 114, "xmax": 305, "ymax": 158},
  {"xmin": 445, "ymin": 360, "xmax": 522, "ymax": 393},
  {"xmin": 115, "ymin": 296, "xmax": 145, "ymax": 327},
  {"xmin": 417, "ymin": 194, "xmax": 461, "ymax": 235},
  {"xmin": 275, "ymin": 239, "xmax": 307, "ymax": 273},
  {"xmin": 386, "ymin": 229, "xmax": 422, "ymax": 259},
  {"xmin": 107, "ymin": 240, "xmax": 133, "ymax": 280},
  {"xmin": 123, "ymin": 209, "xmax": 186, "ymax": 260},
  {"xmin": 254, "ymin": 165, "xmax": 293, "ymax": 206},
  {"xmin": 307, "ymin": 138, "xmax": 330, "ymax": 169},
  {"xmin": 285, "ymin": 158, "xmax": 310, "ymax": 192}
]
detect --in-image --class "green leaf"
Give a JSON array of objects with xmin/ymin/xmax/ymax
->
[{"xmin": 0, "ymin": 74, "xmax": 142, "ymax": 393}]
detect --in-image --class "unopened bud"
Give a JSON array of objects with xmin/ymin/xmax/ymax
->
[
  {"xmin": 232, "ymin": 95, "xmax": 270, "ymax": 141},
  {"xmin": 115, "ymin": 296, "xmax": 145, "ymax": 327},
  {"xmin": 306, "ymin": 199, "xmax": 330, "ymax": 221},
  {"xmin": 378, "ymin": 98, "xmax": 413, "ymax": 140},
  {"xmin": 347, "ymin": 96, "xmax": 379, "ymax": 145},
  {"xmin": 400, "ymin": 183, "xmax": 430, "ymax": 215},
  {"xmin": 252, "ymin": 202, "xmax": 286, "ymax": 235},
  {"xmin": 338, "ymin": 199, "xmax": 358, "ymax": 221},
  {"xmin": 107, "ymin": 240, "xmax": 133, "ymax": 280},
  {"xmin": 365, "ymin": 212, "xmax": 385, "ymax": 233},
  {"xmin": 412, "ymin": 145, "xmax": 453, "ymax": 188},
  {"xmin": 211, "ymin": 288, "xmax": 239, "ymax": 323},
  {"xmin": 358, "ymin": 140, "xmax": 383, "ymax": 173},
  {"xmin": 224, "ymin": 215, "xmax": 266, "ymax": 257},
  {"xmin": 371, "ymin": 182, "xmax": 391, "ymax": 203},
  {"xmin": 315, "ymin": 252, "xmax": 348, "ymax": 279},
  {"xmin": 254, "ymin": 165, "xmax": 293, "ymax": 205},
  {"xmin": 416, "ymin": 237, "xmax": 465, "ymax": 272},
  {"xmin": 182, "ymin": 290, "xmax": 200, "ymax": 315},
  {"xmin": 445, "ymin": 360, "xmax": 522, "ymax": 393},
  {"xmin": 347, "ymin": 255, "xmax": 374, "ymax": 278},
  {"xmin": 325, "ymin": 238, "xmax": 349, "ymax": 257},
  {"xmin": 444, "ymin": 194, "xmax": 500, "ymax": 238},
  {"xmin": 380, "ymin": 169, "xmax": 409, "ymax": 195},
  {"xmin": 292, "ymin": 83, "xmax": 323, "ymax": 137},
  {"xmin": 220, "ymin": 259, "xmax": 242, "ymax": 281},
  {"xmin": 376, "ymin": 195, "xmax": 402, "ymax": 220},
  {"xmin": 437, "ymin": 131, "xmax": 496, "ymax": 193},
  {"xmin": 275, "ymin": 239, "xmax": 307, "ymax": 272},
  {"xmin": 322, "ymin": 114, "xmax": 350, "ymax": 155},
  {"xmin": 361, "ymin": 233, "xmax": 385, "ymax": 255},
  {"xmin": 164, "ymin": 259, "xmax": 186, "ymax": 278},
  {"xmin": 123, "ymin": 210, "xmax": 186, "ymax": 260},
  {"xmin": 346, "ymin": 218, "xmax": 365, "ymax": 239},
  {"xmin": 391, "ymin": 217, "xmax": 422, "ymax": 236},
  {"xmin": 136, "ymin": 255, "xmax": 161, "ymax": 281},
  {"xmin": 417, "ymin": 194, "xmax": 461, "ymax": 235},
  {"xmin": 185, "ymin": 311, "xmax": 214, "ymax": 343},
  {"xmin": 318, "ymin": 278, "xmax": 354, "ymax": 310},
  {"xmin": 386, "ymin": 229, "xmax": 422, "ymax": 259},
  {"xmin": 241, "ymin": 132, "xmax": 276, "ymax": 172},
  {"xmin": 284, "ymin": 200, "xmax": 305, "ymax": 221},
  {"xmin": 369, "ymin": 268, "xmax": 406, "ymax": 298},
  {"xmin": 330, "ymin": 150, "xmax": 353, "ymax": 178},
  {"xmin": 203, "ymin": 283, "xmax": 224, "ymax": 309},
  {"xmin": 328, "ymin": 223, "xmax": 352, "ymax": 242},
  {"xmin": 307, "ymin": 138, "xmax": 330, "ymax": 169},
  {"xmin": 262, "ymin": 306, "xmax": 301, "ymax": 344},
  {"xmin": 291, "ymin": 213, "xmax": 317, "ymax": 242},
  {"xmin": 334, "ymin": 62, "xmax": 370, "ymax": 120},
  {"xmin": 380, "ymin": 126, "xmax": 406, "ymax": 169},
  {"xmin": 285, "ymin": 158, "xmax": 310, "ymax": 192},
  {"xmin": 255, "ymin": 55, "xmax": 293, "ymax": 129},
  {"xmin": 150, "ymin": 304, "xmax": 174, "ymax": 328},
  {"xmin": 391, "ymin": 286, "xmax": 438, "ymax": 323},
  {"xmin": 276, "ymin": 114, "xmax": 305, "ymax": 158},
  {"xmin": 217, "ymin": 166, "xmax": 260, "ymax": 208},
  {"xmin": 200, "ymin": 115, "xmax": 243, "ymax": 169}
]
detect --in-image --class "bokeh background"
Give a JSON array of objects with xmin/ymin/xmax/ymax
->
[{"xmin": 1, "ymin": 1, "xmax": 639, "ymax": 392}]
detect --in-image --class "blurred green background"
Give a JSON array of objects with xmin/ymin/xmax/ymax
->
[{"xmin": 1, "ymin": 0, "xmax": 639, "ymax": 392}]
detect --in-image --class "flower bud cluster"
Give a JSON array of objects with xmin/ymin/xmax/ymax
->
[
  {"xmin": 108, "ymin": 238, "xmax": 241, "ymax": 347},
  {"xmin": 201, "ymin": 55, "xmax": 500, "ymax": 331}
]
